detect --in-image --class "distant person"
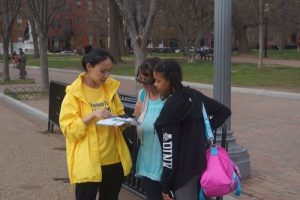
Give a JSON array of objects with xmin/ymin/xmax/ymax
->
[
  {"xmin": 84, "ymin": 44, "xmax": 92, "ymax": 55},
  {"xmin": 59, "ymin": 48, "xmax": 132, "ymax": 200},
  {"xmin": 133, "ymin": 57, "xmax": 164, "ymax": 200},
  {"xmin": 12, "ymin": 51, "xmax": 18, "ymax": 69},
  {"xmin": 153, "ymin": 59, "xmax": 231, "ymax": 200},
  {"xmin": 18, "ymin": 48, "xmax": 27, "ymax": 79}
]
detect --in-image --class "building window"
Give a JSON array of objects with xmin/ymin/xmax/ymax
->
[
  {"xmin": 89, "ymin": 35, "xmax": 93, "ymax": 44},
  {"xmin": 17, "ymin": 18, "xmax": 22, "ymax": 24},
  {"xmin": 77, "ymin": 34, "xmax": 82, "ymax": 44},
  {"xmin": 52, "ymin": 19, "xmax": 61, "ymax": 29},
  {"xmin": 18, "ymin": 37, "xmax": 23, "ymax": 43},
  {"xmin": 54, "ymin": 37, "xmax": 60, "ymax": 50},
  {"xmin": 77, "ymin": 16, "xmax": 82, "ymax": 23},
  {"xmin": 76, "ymin": 0, "xmax": 81, "ymax": 9},
  {"xmin": 65, "ymin": 19, "xmax": 72, "ymax": 32},
  {"xmin": 65, "ymin": 3, "xmax": 71, "ymax": 12},
  {"xmin": 88, "ymin": 0, "xmax": 93, "ymax": 10}
]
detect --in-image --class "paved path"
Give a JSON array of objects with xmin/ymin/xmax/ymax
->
[
  {"xmin": 232, "ymin": 56, "xmax": 300, "ymax": 68},
  {"xmin": 0, "ymin": 102, "xmax": 142, "ymax": 200},
  {"xmin": 0, "ymin": 101, "xmax": 73, "ymax": 200},
  {"xmin": 1, "ymin": 65, "xmax": 300, "ymax": 199}
]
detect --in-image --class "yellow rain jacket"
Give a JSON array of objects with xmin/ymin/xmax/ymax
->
[{"xmin": 59, "ymin": 73, "xmax": 132, "ymax": 184}]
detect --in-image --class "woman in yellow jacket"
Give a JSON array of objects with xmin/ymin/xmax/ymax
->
[{"xmin": 59, "ymin": 48, "xmax": 132, "ymax": 200}]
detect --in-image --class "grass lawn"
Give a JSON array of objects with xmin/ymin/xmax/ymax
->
[
  {"xmin": 27, "ymin": 54, "xmax": 82, "ymax": 69},
  {"xmin": 112, "ymin": 60, "xmax": 300, "ymax": 92},
  {"xmin": 1, "ymin": 54, "xmax": 299, "ymax": 92},
  {"xmin": 230, "ymin": 64, "xmax": 300, "ymax": 91}
]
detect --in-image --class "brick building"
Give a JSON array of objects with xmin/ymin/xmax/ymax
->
[
  {"xmin": 0, "ymin": 16, "xmax": 28, "ymax": 54},
  {"xmin": 0, "ymin": 0, "xmax": 108, "ymax": 54},
  {"xmin": 48, "ymin": 0, "xmax": 108, "ymax": 53}
]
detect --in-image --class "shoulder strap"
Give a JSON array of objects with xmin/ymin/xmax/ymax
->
[
  {"xmin": 202, "ymin": 103, "xmax": 214, "ymax": 143},
  {"xmin": 138, "ymin": 89, "xmax": 146, "ymax": 102}
]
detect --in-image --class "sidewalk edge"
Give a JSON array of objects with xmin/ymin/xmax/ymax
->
[{"xmin": 0, "ymin": 92, "xmax": 48, "ymax": 123}]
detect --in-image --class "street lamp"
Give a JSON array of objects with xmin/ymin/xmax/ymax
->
[
  {"xmin": 214, "ymin": 0, "xmax": 250, "ymax": 179},
  {"xmin": 264, "ymin": 2, "xmax": 269, "ymax": 58}
]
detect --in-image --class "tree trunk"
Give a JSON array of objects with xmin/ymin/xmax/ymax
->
[
  {"xmin": 38, "ymin": 33, "xmax": 49, "ymax": 92},
  {"xmin": 127, "ymin": 29, "xmax": 146, "ymax": 72},
  {"xmin": 276, "ymin": 26, "xmax": 284, "ymax": 51},
  {"xmin": 235, "ymin": 27, "xmax": 250, "ymax": 54},
  {"xmin": 187, "ymin": 48, "xmax": 196, "ymax": 63},
  {"xmin": 113, "ymin": 0, "xmax": 157, "ymax": 70},
  {"xmin": 187, "ymin": 56, "xmax": 195, "ymax": 63},
  {"xmin": 29, "ymin": 18, "xmax": 40, "ymax": 58},
  {"xmin": 2, "ymin": 38, "xmax": 10, "ymax": 81},
  {"xmin": 132, "ymin": 38, "xmax": 146, "ymax": 73},
  {"xmin": 109, "ymin": 0, "xmax": 122, "ymax": 63},
  {"xmin": 258, "ymin": 0, "xmax": 264, "ymax": 69},
  {"xmin": 10, "ymin": 36, "xmax": 14, "ymax": 55},
  {"xmin": 119, "ymin": 16, "xmax": 125, "ymax": 57}
]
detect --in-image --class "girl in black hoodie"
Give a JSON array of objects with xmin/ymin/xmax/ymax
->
[{"xmin": 153, "ymin": 59, "xmax": 231, "ymax": 200}]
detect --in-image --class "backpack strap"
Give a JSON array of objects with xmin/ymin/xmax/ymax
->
[
  {"xmin": 138, "ymin": 89, "xmax": 146, "ymax": 102},
  {"xmin": 202, "ymin": 103, "xmax": 214, "ymax": 144},
  {"xmin": 233, "ymin": 176, "xmax": 242, "ymax": 196},
  {"xmin": 199, "ymin": 188, "xmax": 206, "ymax": 200}
]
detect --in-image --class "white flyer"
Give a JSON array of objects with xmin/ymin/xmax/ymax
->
[{"xmin": 96, "ymin": 117, "xmax": 141, "ymax": 126}]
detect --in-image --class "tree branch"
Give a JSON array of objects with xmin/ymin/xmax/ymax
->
[{"xmin": 143, "ymin": 0, "xmax": 158, "ymax": 39}]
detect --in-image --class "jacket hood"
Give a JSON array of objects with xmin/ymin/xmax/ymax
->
[
  {"xmin": 66, "ymin": 73, "xmax": 120, "ymax": 103},
  {"xmin": 155, "ymin": 87, "xmax": 198, "ymax": 126}
]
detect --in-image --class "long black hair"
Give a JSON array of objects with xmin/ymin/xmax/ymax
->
[
  {"xmin": 154, "ymin": 59, "xmax": 184, "ymax": 93},
  {"xmin": 82, "ymin": 48, "xmax": 114, "ymax": 71}
]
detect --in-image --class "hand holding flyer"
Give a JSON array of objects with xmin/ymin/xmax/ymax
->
[{"xmin": 96, "ymin": 117, "xmax": 141, "ymax": 127}]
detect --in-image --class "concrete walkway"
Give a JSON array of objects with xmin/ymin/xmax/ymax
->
[
  {"xmin": 232, "ymin": 56, "xmax": 300, "ymax": 68},
  {"xmin": 0, "ymin": 101, "xmax": 142, "ymax": 200},
  {"xmin": 1, "ymin": 65, "xmax": 300, "ymax": 199}
]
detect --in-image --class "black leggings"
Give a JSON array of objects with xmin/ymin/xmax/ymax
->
[
  {"xmin": 75, "ymin": 163, "xmax": 124, "ymax": 200},
  {"xmin": 143, "ymin": 177, "xmax": 163, "ymax": 200},
  {"xmin": 174, "ymin": 176, "xmax": 200, "ymax": 200}
]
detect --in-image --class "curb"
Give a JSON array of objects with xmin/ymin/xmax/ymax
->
[
  {"xmin": 0, "ymin": 92, "xmax": 48, "ymax": 123},
  {"xmin": 27, "ymin": 66, "xmax": 300, "ymax": 101}
]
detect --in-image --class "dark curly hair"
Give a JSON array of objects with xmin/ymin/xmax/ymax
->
[
  {"xmin": 137, "ymin": 57, "xmax": 161, "ymax": 77},
  {"xmin": 154, "ymin": 59, "xmax": 184, "ymax": 93}
]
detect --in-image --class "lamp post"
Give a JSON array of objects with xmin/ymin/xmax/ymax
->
[
  {"xmin": 264, "ymin": 2, "xmax": 269, "ymax": 58},
  {"xmin": 214, "ymin": 0, "xmax": 250, "ymax": 179}
]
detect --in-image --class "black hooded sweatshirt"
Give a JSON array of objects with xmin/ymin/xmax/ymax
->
[{"xmin": 154, "ymin": 87, "xmax": 231, "ymax": 194}]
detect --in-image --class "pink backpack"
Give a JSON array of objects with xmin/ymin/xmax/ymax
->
[{"xmin": 200, "ymin": 104, "xmax": 241, "ymax": 199}]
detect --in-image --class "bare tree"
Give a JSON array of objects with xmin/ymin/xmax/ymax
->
[
  {"xmin": 87, "ymin": 1, "xmax": 108, "ymax": 49},
  {"xmin": 0, "ymin": 0, "xmax": 21, "ymax": 81},
  {"xmin": 164, "ymin": 0, "xmax": 213, "ymax": 63},
  {"xmin": 232, "ymin": 0, "xmax": 300, "ymax": 54},
  {"xmin": 27, "ymin": 0, "xmax": 66, "ymax": 92},
  {"xmin": 232, "ymin": 0, "xmax": 259, "ymax": 54},
  {"xmin": 258, "ymin": 0, "xmax": 264, "ymax": 68},
  {"xmin": 114, "ymin": 0, "xmax": 159, "ymax": 70},
  {"xmin": 18, "ymin": 3, "xmax": 40, "ymax": 58},
  {"xmin": 268, "ymin": 0, "xmax": 300, "ymax": 51},
  {"xmin": 109, "ymin": 0, "xmax": 124, "ymax": 63},
  {"xmin": 297, "ymin": 34, "xmax": 300, "ymax": 53},
  {"xmin": 28, "ymin": 16, "xmax": 39, "ymax": 58}
]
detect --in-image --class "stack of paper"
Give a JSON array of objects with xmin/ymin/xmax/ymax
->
[{"xmin": 96, "ymin": 117, "xmax": 141, "ymax": 126}]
